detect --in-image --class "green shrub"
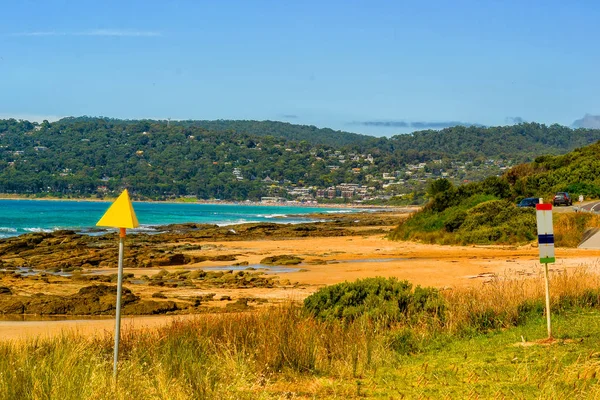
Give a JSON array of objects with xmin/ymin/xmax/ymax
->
[
  {"xmin": 387, "ymin": 329, "xmax": 420, "ymax": 355},
  {"xmin": 515, "ymin": 299, "xmax": 545, "ymax": 324},
  {"xmin": 556, "ymin": 288, "xmax": 600, "ymax": 311},
  {"xmin": 389, "ymin": 195, "xmax": 537, "ymax": 245},
  {"xmin": 443, "ymin": 210, "xmax": 467, "ymax": 232},
  {"xmin": 303, "ymin": 277, "xmax": 446, "ymax": 324},
  {"xmin": 389, "ymin": 194, "xmax": 497, "ymax": 241},
  {"xmin": 563, "ymin": 182, "xmax": 600, "ymax": 198},
  {"xmin": 426, "ymin": 188, "xmax": 460, "ymax": 213},
  {"xmin": 455, "ymin": 200, "xmax": 536, "ymax": 244},
  {"xmin": 466, "ymin": 308, "xmax": 504, "ymax": 331},
  {"xmin": 396, "ymin": 199, "xmax": 537, "ymax": 245}
]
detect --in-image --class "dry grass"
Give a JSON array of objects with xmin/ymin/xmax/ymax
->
[
  {"xmin": 554, "ymin": 212, "xmax": 600, "ymax": 247},
  {"xmin": 0, "ymin": 306, "xmax": 391, "ymax": 399},
  {"xmin": 444, "ymin": 268, "xmax": 600, "ymax": 333},
  {"xmin": 3, "ymin": 269, "xmax": 600, "ymax": 398}
]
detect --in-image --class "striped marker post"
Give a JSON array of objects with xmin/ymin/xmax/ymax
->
[{"xmin": 536, "ymin": 200, "xmax": 554, "ymax": 339}]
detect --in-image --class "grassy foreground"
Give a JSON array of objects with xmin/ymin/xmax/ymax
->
[{"xmin": 3, "ymin": 270, "xmax": 600, "ymax": 399}]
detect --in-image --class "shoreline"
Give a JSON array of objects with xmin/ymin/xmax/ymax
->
[
  {"xmin": 4, "ymin": 235, "xmax": 600, "ymax": 328},
  {"xmin": 3, "ymin": 207, "xmax": 600, "ymax": 340},
  {"xmin": 0, "ymin": 206, "xmax": 414, "ymax": 240},
  {"xmin": 0, "ymin": 194, "xmax": 411, "ymax": 210}
]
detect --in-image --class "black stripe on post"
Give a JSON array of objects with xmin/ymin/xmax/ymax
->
[{"xmin": 538, "ymin": 234, "xmax": 555, "ymax": 244}]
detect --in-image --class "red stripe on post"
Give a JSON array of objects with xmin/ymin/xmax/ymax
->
[{"xmin": 536, "ymin": 204, "xmax": 552, "ymax": 211}]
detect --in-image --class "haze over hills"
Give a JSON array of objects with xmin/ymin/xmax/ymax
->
[{"xmin": 1, "ymin": 117, "xmax": 600, "ymax": 201}]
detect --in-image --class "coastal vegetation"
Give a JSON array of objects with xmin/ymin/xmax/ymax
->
[
  {"xmin": 1, "ymin": 117, "xmax": 599, "ymax": 201},
  {"xmin": 392, "ymin": 195, "xmax": 600, "ymax": 246},
  {"xmin": 390, "ymin": 177, "xmax": 534, "ymax": 245},
  {"xmin": 507, "ymin": 140, "xmax": 600, "ymax": 198},
  {"xmin": 391, "ymin": 137, "xmax": 600, "ymax": 245},
  {"xmin": 303, "ymin": 277, "xmax": 444, "ymax": 323},
  {"xmin": 4, "ymin": 272, "xmax": 600, "ymax": 398}
]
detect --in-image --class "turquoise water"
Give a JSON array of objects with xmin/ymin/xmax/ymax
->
[{"xmin": 0, "ymin": 200, "xmax": 353, "ymax": 238}]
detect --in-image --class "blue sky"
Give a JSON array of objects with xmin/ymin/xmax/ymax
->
[{"xmin": 1, "ymin": 0, "xmax": 599, "ymax": 136}]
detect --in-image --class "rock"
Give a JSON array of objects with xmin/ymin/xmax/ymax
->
[
  {"xmin": 225, "ymin": 298, "xmax": 253, "ymax": 311},
  {"xmin": 0, "ymin": 213, "xmax": 381, "ymax": 274},
  {"xmin": 154, "ymin": 253, "xmax": 187, "ymax": 266},
  {"xmin": 210, "ymin": 254, "xmax": 238, "ymax": 262},
  {"xmin": 260, "ymin": 255, "xmax": 304, "ymax": 265},
  {"xmin": 0, "ymin": 286, "xmax": 12, "ymax": 295},
  {"xmin": 233, "ymin": 261, "xmax": 249, "ymax": 266},
  {"xmin": 0, "ymin": 298, "xmax": 25, "ymax": 314},
  {"xmin": 122, "ymin": 300, "xmax": 179, "ymax": 314},
  {"xmin": 0, "ymin": 284, "xmax": 180, "ymax": 315}
]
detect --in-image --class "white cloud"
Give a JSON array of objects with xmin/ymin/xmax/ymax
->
[
  {"xmin": 10, "ymin": 30, "xmax": 162, "ymax": 37},
  {"xmin": 82, "ymin": 29, "xmax": 162, "ymax": 37}
]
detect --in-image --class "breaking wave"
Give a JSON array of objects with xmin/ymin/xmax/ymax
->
[{"xmin": 23, "ymin": 227, "xmax": 55, "ymax": 233}]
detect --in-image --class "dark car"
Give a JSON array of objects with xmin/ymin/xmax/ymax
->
[
  {"xmin": 518, "ymin": 197, "xmax": 540, "ymax": 208},
  {"xmin": 553, "ymin": 192, "xmax": 572, "ymax": 206}
]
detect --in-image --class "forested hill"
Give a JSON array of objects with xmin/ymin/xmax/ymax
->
[
  {"xmin": 505, "ymin": 140, "xmax": 600, "ymax": 198},
  {"xmin": 60, "ymin": 118, "xmax": 600, "ymax": 162},
  {"xmin": 177, "ymin": 119, "xmax": 376, "ymax": 148},
  {"xmin": 157, "ymin": 121, "xmax": 600, "ymax": 164},
  {"xmin": 389, "ymin": 139, "xmax": 600, "ymax": 246},
  {"xmin": 1, "ymin": 117, "xmax": 600, "ymax": 200},
  {"xmin": 65, "ymin": 117, "xmax": 375, "ymax": 148},
  {"xmin": 389, "ymin": 123, "xmax": 600, "ymax": 163}
]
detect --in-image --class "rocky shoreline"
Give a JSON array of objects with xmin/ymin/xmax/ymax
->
[
  {"xmin": 0, "ymin": 211, "xmax": 406, "ymax": 316},
  {"xmin": 0, "ymin": 211, "xmax": 395, "ymax": 272},
  {"xmin": 0, "ymin": 284, "xmax": 179, "ymax": 316}
]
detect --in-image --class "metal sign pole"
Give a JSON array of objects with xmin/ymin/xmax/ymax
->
[
  {"xmin": 113, "ymin": 228, "xmax": 126, "ymax": 378},
  {"xmin": 543, "ymin": 262, "xmax": 552, "ymax": 339},
  {"xmin": 96, "ymin": 189, "xmax": 139, "ymax": 379},
  {"xmin": 536, "ymin": 199, "xmax": 554, "ymax": 340}
]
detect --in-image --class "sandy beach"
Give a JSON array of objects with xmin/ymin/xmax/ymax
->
[{"xmin": 3, "ymin": 212, "xmax": 600, "ymax": 341}]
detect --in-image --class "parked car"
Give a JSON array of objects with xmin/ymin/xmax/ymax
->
[
  {"xmin": 518, "ymin": 197, "xmax": 540, "ymax": 208},
  {"xmin": 553, "ymin": 192, "xmax": 572, "ymax": 206}
]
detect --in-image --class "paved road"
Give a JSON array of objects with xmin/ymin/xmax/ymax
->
[
  {"xmin": 579, "ymin": 201, "xmax": 600, "ymax": 213},
  {"xmin": 548, "ymin": 201, "xmax": 600, "ymax": 213}
]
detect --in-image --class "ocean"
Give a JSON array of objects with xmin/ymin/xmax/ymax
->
[{"xmin": 0, "ymin": 199, "xmax": 353, "ymax": 239}]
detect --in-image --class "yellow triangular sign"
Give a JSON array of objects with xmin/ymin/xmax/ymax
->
[{"xmin": 96, "ymin": 189, "xmax": 139, "ymax": 229}]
